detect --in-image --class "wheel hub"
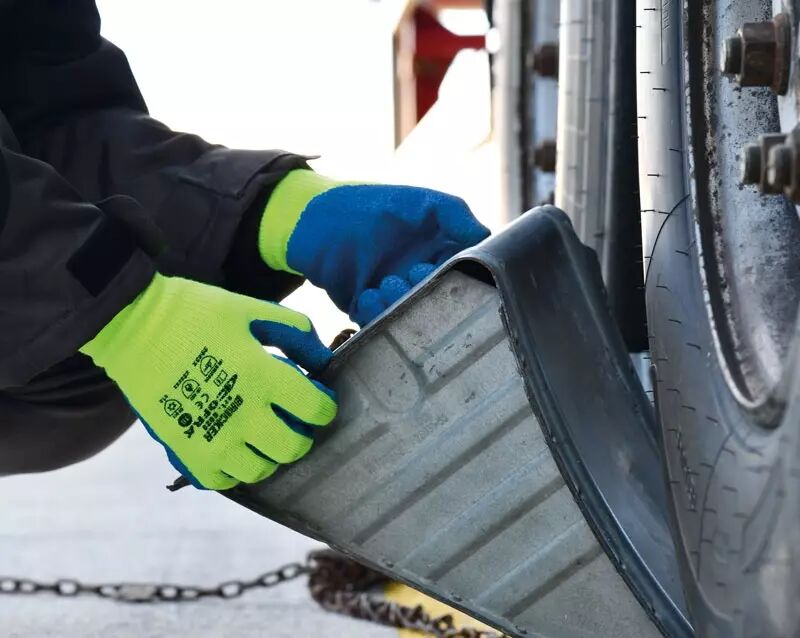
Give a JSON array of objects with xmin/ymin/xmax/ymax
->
[{"xmin": 688, "ymin": 0, "xmax": 800, "ymax": 420}]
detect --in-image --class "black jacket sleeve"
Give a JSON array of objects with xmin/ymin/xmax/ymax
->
[
  {"xmin": 2, "ymin": 0, "xmax": 306, "ymax": 300},
  {"xmin": 0, "ymin": 0, "xmax": 306, "ymax": 386},
  {"xmin": 0, "ymin": 141, "xmax": 157, "ymax": 389}
]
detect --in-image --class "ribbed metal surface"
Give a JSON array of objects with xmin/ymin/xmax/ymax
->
[{"xmin": 235, "ymin": 270, "xmax": 659, "ymax": 638}]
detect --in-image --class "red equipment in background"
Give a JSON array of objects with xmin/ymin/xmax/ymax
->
[{"xmin": 394, "ymin": 1, "xmax": 486, "ymax": 146}]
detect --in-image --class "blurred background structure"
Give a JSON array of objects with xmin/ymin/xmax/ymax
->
[{"xmin": 0, "ymin": 1, "xmax": 498, "ymax": 636}]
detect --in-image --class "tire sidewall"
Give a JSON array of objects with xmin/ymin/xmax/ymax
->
[{"xmin": 636, "ymin": 3, "xmax": 800, "ymax": 636}]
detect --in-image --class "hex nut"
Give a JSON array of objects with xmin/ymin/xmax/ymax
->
[
  {"xmin": 720, "ymin": 13, "xmax": 790, "ymax": 95},
  {"xmin": 740, "ymin": 133, "xmax": 787, "ymax": 194},
  {"xmin": 765, "ymin": 127, "xmax": 800, "ymax": 203}
]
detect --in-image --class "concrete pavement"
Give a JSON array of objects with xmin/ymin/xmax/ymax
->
[{"xmin": 0, "ymin": 424, "xmax": 394, "ymax": 638}]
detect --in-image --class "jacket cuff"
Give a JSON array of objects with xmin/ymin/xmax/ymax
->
[
  {"xmin": 156, "ymin": 149, "xmax": 310, "ymax": 300},
  {"xmin": 67, "ymin": 195, "xmax": 164, "ymax": 295},
  {"xmin": 0, "ymin": 194, "xmax": 160, "ymax": 387},
  {"xmin": 0, "ymin": 246, "xmax": 155, "ymax": 389}
]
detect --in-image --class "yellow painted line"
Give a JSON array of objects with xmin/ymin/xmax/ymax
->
[{"xmin": 384, "ymin": 582, "xmax": 495, "ymax": 636}]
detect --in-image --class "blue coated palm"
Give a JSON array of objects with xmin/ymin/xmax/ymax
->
[{"xmin": 286, "ymin": 184, "xmax": 490, "ymax": 326}]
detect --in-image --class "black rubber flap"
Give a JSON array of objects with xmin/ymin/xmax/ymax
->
[{"xmin": 229, "ymin": 207, "xmax": 692, "ymax": 637}]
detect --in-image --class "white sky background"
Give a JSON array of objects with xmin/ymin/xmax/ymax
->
[{"xmin": 97, "ymin": 0, "xmax": 498, "ymax": 342}]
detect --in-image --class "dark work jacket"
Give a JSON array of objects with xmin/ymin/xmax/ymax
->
[{"xmin": 0, "ymin": 0, "xmax": 305, "ymax": 389}]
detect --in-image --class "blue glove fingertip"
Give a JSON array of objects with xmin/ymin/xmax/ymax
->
[
  {"xmin": 408, "ymin": 263, "xmax": 436, "ymax": 286},
  {"xmin": 353, "ymin": 288, "xmax": 386, "ymax": 327},
  {"xmin": 435, "ymin": 194, "xmax": 491, "ymax": 246},
  {"xmin": 378, "ymin": 275, "xmax": 411, "ymax": 306}
]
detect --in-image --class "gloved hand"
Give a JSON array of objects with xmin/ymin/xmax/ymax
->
[
  {"xmin": 80, "ymin": 274, "xmax": 337, "ymax": 490},
  {"xmin": 258, "ymin": 170, "xmax": 490, "ymax": 326}
]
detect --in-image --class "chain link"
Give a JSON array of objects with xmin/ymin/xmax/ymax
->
[
  {"xmin": 0, "ymin": 561, "xmax": 310, "ymax": 604},
  {"xmin": 0, "ymin": 550, "xmax": 508, "ymax": 637}
]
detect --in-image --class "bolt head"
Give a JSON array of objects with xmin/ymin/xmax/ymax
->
[
  {"xmin": 738, "ymin": 22, "xmax": 779, "ymax": 87},
  {"xmin": 723, "ymin": 15, "xmax": 791, "ymax": 93},
  {"xmin": 740, "ymin": 144, "xmax": 762, "ymax": 184},
  {"xmin": 722, "ymin": 36, "xmax": 743, "ymax": 75},
  {"xmin": 766, "ymin": 145, "xmax": 793, "ymax": 190}
]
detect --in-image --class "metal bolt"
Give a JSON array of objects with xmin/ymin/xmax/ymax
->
[
  {"xmin": 767, "ymin": 145, "xmax": 793, "ymax": 191},
  {"xmin": 530, "ymin": 43, "xmax": 559, "ymax": 78},
  {"xmin": 720, "ymin": 13, "xmax": 791, "ymax": 95},
  {"xmin": 741, "ymin": 144, "xmax": 762, "ymax": 184},
  {"xmin": 763, "ymin": 126, "xmax": 800, "ymax": 203},
  {"xmin": 534, "ymin": 140, "xmax": 557, "ymax": 172},
  {"xmin": 721, "ymin": 36, "xmax": 743, "ymax": 75},
  {"xmin": 739, "ymin": 133, "xmax": 787, "ymax": 193}
]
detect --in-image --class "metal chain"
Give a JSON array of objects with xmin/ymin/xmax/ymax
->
[
  {"xmin": 0, "ymin": 560, "xmax": 310, "ymax": 604},
  {"xmin": 0, "ymin": 550, "xmax": 507, "ymax": 637}
]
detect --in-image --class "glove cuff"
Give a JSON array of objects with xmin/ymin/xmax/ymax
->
[{"xmin": 258, "ymin": 169, "xmax": 345, "ymax": 274}]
